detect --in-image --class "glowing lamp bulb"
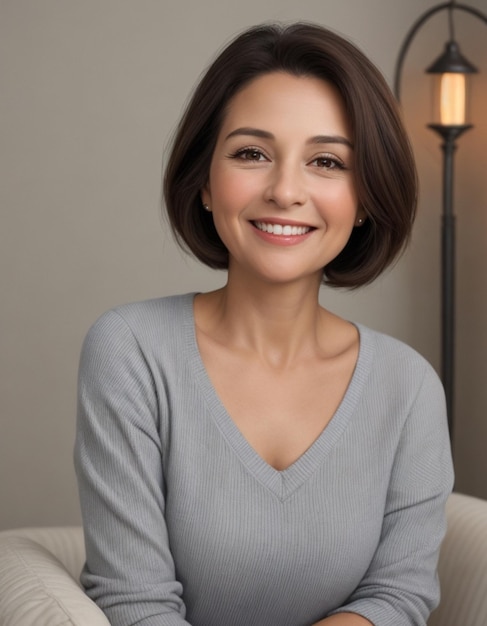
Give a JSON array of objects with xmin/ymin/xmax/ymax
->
[{"xmin": 440, "ymin": 73, "xmax": 466, "ymax": 126}]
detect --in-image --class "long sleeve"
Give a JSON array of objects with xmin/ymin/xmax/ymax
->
[
  {"xmin": 74, "ymin": 309, "xmax": 191, "ymax": 626},
  {"xmin": 329, "ymin": 360, "xmax": 454, "ymax": 625}
]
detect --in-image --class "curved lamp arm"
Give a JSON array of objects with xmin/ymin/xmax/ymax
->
[{"xmin": 394, "ymin": 2, "xmax": 487, "ymax": 101}]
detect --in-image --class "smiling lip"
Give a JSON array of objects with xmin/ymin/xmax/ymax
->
[{"xmin": 251, "ymin": 219, "xmax": 315, "ymax": 245}]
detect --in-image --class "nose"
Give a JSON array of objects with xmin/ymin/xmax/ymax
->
[{"xmin": 264, "ymin": 161, "xmax": 308, "ymax": 209}]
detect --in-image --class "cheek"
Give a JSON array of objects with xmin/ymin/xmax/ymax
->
[
  {"xmin": 314, "ymin": 182, "xmax": 358, "ymax": 220},
  {"xmin": 208, "ymin": 163, "xmax": 264, "ymax": 211}
]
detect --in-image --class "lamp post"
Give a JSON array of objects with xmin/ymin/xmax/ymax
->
[
  {"xmin": 427, "ymin": 38, "xmax": 476, "ymax": 437},
  {"xmin": 394, "ymin": 2, "xmax": 486, "ymax": 442}
]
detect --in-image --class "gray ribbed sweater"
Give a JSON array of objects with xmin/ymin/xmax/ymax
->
[{"xmin": 74, "ymin": 293, "xmax": 453, "ymax": 626}]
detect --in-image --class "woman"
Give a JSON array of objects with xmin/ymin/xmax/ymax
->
[{"xmin": 75, "ymin": 23, "xmax": 454, "ymax": 626}]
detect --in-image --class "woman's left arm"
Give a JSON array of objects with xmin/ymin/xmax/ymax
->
[{"xmin": 326, "ymin": 361, "xmax": 454, "ymax": 626}]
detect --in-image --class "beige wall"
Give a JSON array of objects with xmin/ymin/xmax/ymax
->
[{"xmin": 1, "ymin": 0, "xmax": 486, "ymax": 530}]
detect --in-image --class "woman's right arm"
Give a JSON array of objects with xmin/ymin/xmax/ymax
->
[{"xmin": 74, "ymin": 310, "xmax": 191, "ymax": 626}]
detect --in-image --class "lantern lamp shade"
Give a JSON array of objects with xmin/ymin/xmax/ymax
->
[{"xmin": 426, "ymin": 40, "xmax": 478, "ymax": 74}]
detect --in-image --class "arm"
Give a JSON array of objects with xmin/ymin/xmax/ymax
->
[
  {"xmin": 314, "ymin": 614, "xmax": 373, "ymax": 625},
  {"xmin": 327, "ymin": 361, "xmax": 454, "ymax": 625},
  {"xmin": 74, "ymin": 310, "xmax": 191, "ymax": 626}
]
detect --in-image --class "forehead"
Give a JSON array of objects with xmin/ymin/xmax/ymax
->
[{"xmin": 219, "ymin": 72, "xmax": 351, "ymax": 139}]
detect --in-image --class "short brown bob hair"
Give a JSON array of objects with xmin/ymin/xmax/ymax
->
[{"xmin": 163, "ymin": 22, "xmax": 417, "ymax": 288}]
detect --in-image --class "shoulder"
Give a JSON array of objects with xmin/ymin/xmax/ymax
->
[
  {"xmin": 356, "ymin": 324, "xmax": 445, "ymax": 412},
  {"xmin": 79, "ymin": 293, "xmax": 196, "ymax": 373},
  {"xmin": 83, "ymin": 293, "xmax": 195, "ymax": 347},
  {"xmin": 355, "ymin": 326, "xmax": 451, "ymax": 479},
  {"xmin": 358, "ymin": 323, "xmax": 438, "ymax": 380},
  {"xmin": 108, "ymin": 292, "xmax": 195, "ymax": 333}
]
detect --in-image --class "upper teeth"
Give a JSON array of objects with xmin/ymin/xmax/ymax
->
[{"xmin": 254, "ymin": 221, "xmax": 311, "ymax": 236}]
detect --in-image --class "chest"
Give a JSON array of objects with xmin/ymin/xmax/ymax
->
[
  {"xmin": 163, "ymin": 420, "xmax": 387, "ymax": 626},
  {"xmin": 198, "ymin": 343, "xmax": 357, "ymax": 471}
]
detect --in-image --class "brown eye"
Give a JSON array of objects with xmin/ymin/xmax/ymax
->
[
  {"xmin": 311, "ymin": 156, "xmax": 345, "ymax": 170},
  {"xmin": 229, "ymin": 147, "xmax": 267, "ymax": 162},
  {"xmin": 241, "ymin": 149, "xmax": 264, "ymax": 161},
  {"xmin": 317, "ymin": 157, "xmax": 334, "ymax": 168}
]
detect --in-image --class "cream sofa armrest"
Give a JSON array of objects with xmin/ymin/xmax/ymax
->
[
  {"xmin": 428, "ymin": 492, "xmax": 487, "ymax": 626},
  {"xmin": 0, "ymin": 526, "xmax": 86, "ymax": 580},
  {"xmin": 0, "ymin": 534, "xmax": 110, "ymax": 626}
]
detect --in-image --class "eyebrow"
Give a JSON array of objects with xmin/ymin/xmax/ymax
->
[{"xmin": 225, "ymin": 127, "xmax": 353, "ymax": 149}]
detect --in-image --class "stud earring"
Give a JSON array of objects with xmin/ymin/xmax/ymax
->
[
  {"xmin": 356, "ymin": 217, "xmax": 364, "ymax": 226},
  {"xmin": 202, "ymin": 203, "xmax": 211, "ymax": 212}
]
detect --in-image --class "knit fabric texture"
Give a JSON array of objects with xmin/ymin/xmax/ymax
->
[{"xmin": 74, "ymin": 293, "xmax": 454, "ymax": 626}]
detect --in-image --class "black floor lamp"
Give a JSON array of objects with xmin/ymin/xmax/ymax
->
[{"xmin": 394, "ymin": 1, "xmax": 486, "ymax": 441}]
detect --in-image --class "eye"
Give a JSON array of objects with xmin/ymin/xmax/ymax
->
[
  {"xmin": 310, "ymin": 155, "xmax": 345, "ymax": 170},
  {"xmin": 229, "ymin": 147, "xmax": 268, "ymax": 162}
]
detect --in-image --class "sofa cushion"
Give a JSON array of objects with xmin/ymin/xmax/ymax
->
[{"xmin": 0, "ymin": 534, "xmax": 110, "ymax": 626}]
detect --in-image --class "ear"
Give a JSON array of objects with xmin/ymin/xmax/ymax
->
[{"xmin": 200, "ymin": 182, "xmax": 211, "ymax": 207}]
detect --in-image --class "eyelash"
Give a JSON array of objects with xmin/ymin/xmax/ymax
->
[
  {"xmin": 311, "ymin": 155, "xmax": 346, "ymax": 170},
  {"xmin": 228, "ymin": 147, "xmax": 267, "ymax": 161},
  {"xmin": 227, "ymin": 147, "xmax": 346, "ymax": 170}
]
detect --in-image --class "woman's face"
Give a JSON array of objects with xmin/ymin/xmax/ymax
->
[{"xmin": 202, "ymin": 71, "xmax": 363, "ymax": 286}]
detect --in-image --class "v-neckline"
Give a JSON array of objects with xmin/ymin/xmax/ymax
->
[{"xmin": 181, "ymin": 293, "xmax": 374, "ymax": 501}]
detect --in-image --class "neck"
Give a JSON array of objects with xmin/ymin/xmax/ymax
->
[{"xmin": 196, "ymin": 272, "xmax": 334, "ymax": 369}]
